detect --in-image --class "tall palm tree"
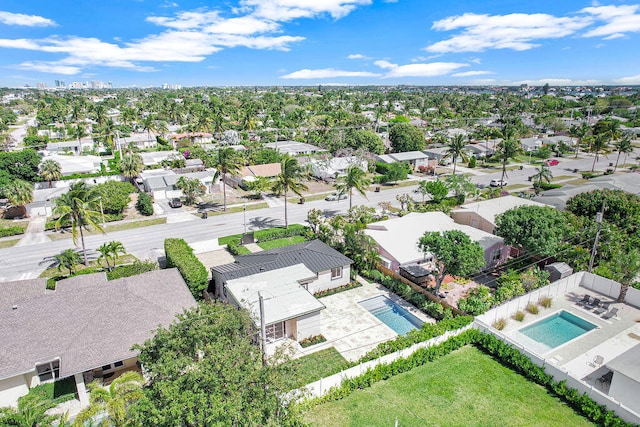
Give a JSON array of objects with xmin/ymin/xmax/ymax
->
[
  {"xmin": 53, "ymin": 182, "xmax": 105, "ymax": 266},
  {"xmin": 443, "ymin": 134, "xmax": 468, "ymax": 175},
  {"xmin": 589, "ymin": 134, "xmax": 611, "ymax": 172},
  {"xmin": 73, "ymin": 371, "xmax": 144, "ymax": 427},
  {"xmin": 3, "ymin": 179, "xmax": 33, "ymax": 218},
  {"xmin": 613, "ymin": 133, "xmax": 633, "ymax": 172},
  {"xmin": 272, "ymin": 155, "xmax": 308, "ymax": 228},
  {"xmin": 39, "ymin": 159, "xmax": 62, "ymax": 188},
  {"xmin": 69, "ymin": 122, "xmax": 87, "ymax": 151},
  {"xmin": 212, "ymin": 147, "xmax": 242, "ymax": 211},
  {"xmin": 532, "ymin": 164, "xmax": 553, "ymax": 195},
  {"xmin": 335, "ymin": 164, "xmax": 371, "ymax": 210},
  {"xmin": 120, "ymin": 152, "xmax": 144, "ymax": 184},
  {"xmin": 496, "ymin": 128, "xmax": 522, "ymax": 188},
  {"xmin": 569, "ymin": 122, "xmax": 589, "ymax": 158}
]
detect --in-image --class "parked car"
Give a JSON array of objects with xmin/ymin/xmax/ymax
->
[
  {"xmin": 325, "ymin": 192, "xmax": 348, "ymax": 201},
  {"xmin": 168, "ymin": 198, "xmax": 182, "ymax": 208},
  {"xmin": 490, "ymin": 179, "xmax": 508, "ymax": 187},
  {"xmin": 545, "ymin": 159, "xmax": 560, "ymax": 166}
]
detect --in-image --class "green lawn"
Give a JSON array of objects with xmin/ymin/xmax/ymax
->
[
  {"xmin": 17, "ymin": 376, "xmax": 77, "ymax": 410},
  {"xmin": 39, "ymin": 254, "xmax": 138, "ymax": 278},
  {"xmin": 258, "ymin": 236, "xmax": 307, "ymax": 250},
  {"xmin": 48, "ymin": 217, "xmax": 167, "ymax": 240},
  {"xmin": 0, "ymin": 238, "xmax": 20, "ymax": 248},
  {"xmin": 289, "ymin": 348, "xmax": 350, "ymax": 388},
  {"xmin": 304, "ymin": 346, "xmax": 594, "ymax": 427}
]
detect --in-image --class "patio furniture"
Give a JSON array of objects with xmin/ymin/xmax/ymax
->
[
  {"xmin": 596, "ymin": 371, "xmax": 613, "ymax": 389},
  {"xmin": 588, "ymin": 355, "xmax": 604, "ymax": 368},
  {"xmin": 602, "ymin": 308, "xmax": 619, "ymax": 320},
  {"xmin": 577, "ymin": 295, "xmax": 591, "ymax": 306},
  {"xmin": 588, "ymin": 298, "xmax": 602, "ymax": 308}
]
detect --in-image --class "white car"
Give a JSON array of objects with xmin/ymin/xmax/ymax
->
[
  {"xmin": 490, "ymin": 179, "xmax": 508, "ymax": 187},
  {"xmin": 325, "ymin": 192, "xmax": 348, "ymax": 201}
]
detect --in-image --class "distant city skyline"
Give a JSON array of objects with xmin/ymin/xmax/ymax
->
[{"xmin": 0, "ymin": 1, "xmax": 639, "ymax": 88}]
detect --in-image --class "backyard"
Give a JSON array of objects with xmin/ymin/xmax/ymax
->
[{"xmin": 303, "ymin": 346, "xmax": 594, "ymax": 427}]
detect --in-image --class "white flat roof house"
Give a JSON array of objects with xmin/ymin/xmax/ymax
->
[
  {"xmin": 365, "ymin": 212, "xmax": 507, "ymax": 281},
  {"xmin": 309, "ymin": 156, "xmax": 368, "ymax": 180},
  {"xmin": 451, "ymin": 195, "xmax": 549, "ymax": 234}
]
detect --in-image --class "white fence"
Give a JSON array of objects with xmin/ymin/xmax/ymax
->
[
  {"xmin": 475, "ymin": 320, "xmax": 640, "ymax": 425},
  {"xmin": 625, "ymin": 287, "xmax": 640, "ymax": 309}
]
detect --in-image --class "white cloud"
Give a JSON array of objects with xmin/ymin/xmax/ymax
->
[
  {"xmin": 614, "ymin": 74, "xmax": 640, "ymax": 85},
  {"xmin": 281, "ymin": 68, "xmax": 381, "ymax": 79},
  {"xmin": 347, "ymin": 53, "xmax": 368, "ymax": 59},
  {"xmin": 240, "ymin": 0, "xmax": 371, "ymax": 21},
  {"xmin": 469, "ymin": 57, "xmax": 482, "ymax": 65},
  {"xmin": 581, "ymin": 4, "xmax": 640, "ymax": 38},
  {"xmin": 0, "ymin": 11, "xmax": 55, "ymax": 27},
  {"xmin": 374, "ymin": 60, "xmax": 468, "ymax": 77},
  {"xmin": 452, "ymin": 70, "xmax": 494, "ymax": 77},
  {"xmin": 426, "ymin": 12, "xmax": 591, "ymax": 53},
  {"xmin": 17, "ymin": 61, "xmax": 81, "ymax": 75},
  {"xmin": 602, "ymin": 33, "xmax": 625, "ymax": 40}
]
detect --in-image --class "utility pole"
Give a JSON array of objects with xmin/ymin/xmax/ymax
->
[
  {"xmin": 588, "ymin": 201, "xmax": 606, "ymax": 273},
  {"xmin": 258, "ymin": 292, "xmax": 267, "ymax": 366}
]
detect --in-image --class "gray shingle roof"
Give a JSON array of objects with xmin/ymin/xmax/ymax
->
[
  {"xmin": 0, "ymin": 269, "xmax": 196, "ymax": 380},
  {"xmin": 0, "ymin": 278, "xmax": 48, "ymax": 306},
  {"xmin": 212, "ymin": 239, "xmax": 353, "ymax": 281}
]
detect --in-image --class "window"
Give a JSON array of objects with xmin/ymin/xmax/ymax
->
[
  {"xmin": 114, "ymin": 361, "xmax": 124, "ymax": 368},
  {"xmin": 331, "ymin": 266, "xmax": 343, "ymax": 280},
  {"xmin": 266, "ymin": 322, "xmax": 286, "ymax": 341},
  {"xmin": 36, "ymin": 360, "xmax": 60, "ymax": 382},
  {"xmin": 471, "ymin": 219, "xmax": 479, "ymax": 228}
]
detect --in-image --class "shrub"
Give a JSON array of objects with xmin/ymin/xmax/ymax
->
[
  {"xmin": 458, "ymin": 286, "xmax": 492, "ymax": 315},
  {"xmin": 92, "ymin": 180, "xmax": 136, "ymax": 214},
  {"xmin": 299, "ymin": 335, "xmax": 327, "ymax": 348},
  {"xmin": 514, "ymin": 311, "xmax": 525, "ymax": 321},
  {"xmin": 136, "ymin": 192, "xmax": 154, "ymax": 216},
  {"xmin": 468, "ymin": 156, "xmax": 476, "ymax": 168},
  {"xmin": 580, "ymin": 171, "xmax": 600, "ymax": 179},
  {"xmin": 492, "ymin": 318, "xmax": 507, "ymax": 330},
  {"xmin": 0, "ymin": 225, "xmax": 26, "ymax": 237},
  {"xmin": 164, "ymin": 238, "xmax": 208, "ymax": 299},
  {"xmin": 538, "ymin": 296, "xmax": 552, "ymax": 308},
  {"xmin": 254, "ymin": 224, "xmax": 308, "ymax": 242},
  {"xmin": 314, "ymin": 281, "xmax": 361, "ymax": 298},
  {"xmin": 106, "ymin": 260, "xmax": 159, "ymax": 280},
  {"xmin": 525, "ymin": 303, "xmax": 539, "ymax": 314}
]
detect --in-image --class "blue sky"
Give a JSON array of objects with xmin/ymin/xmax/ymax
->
[{"xmin": 0, "ymin": 0, "xmax": 639, "ymax": 87}]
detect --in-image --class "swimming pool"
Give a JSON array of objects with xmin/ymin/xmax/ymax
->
[
  {"xmin": 359, "ymin": 295, "xmax": 423, "ymax": 335},
  {"xmin": 518, "ymin": 310, "xmax": 597, "ymax": 350}
]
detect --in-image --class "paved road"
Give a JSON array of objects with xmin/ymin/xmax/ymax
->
[{"xmin": 1, "ymin": 151, "xmax": 636, "ymax": 282}]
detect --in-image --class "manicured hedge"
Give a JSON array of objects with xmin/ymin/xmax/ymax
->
[
  {"xmin": 164, "ymin": 238, "xmax": 208, "ymax": 299},
  {"xmin": 136, "ymin": 192, "xmax": 154, "ymax": 216},
  {"xmin": 106, "ymin": 260, "xmax": 158, "ymax": 280},
  {"xmin": 0, "ymin": 225, "xmax": 27, "ymax": 237},
  {"xmin": 254, "ymin": 224, "xmax": 309, "ymax": 242}
]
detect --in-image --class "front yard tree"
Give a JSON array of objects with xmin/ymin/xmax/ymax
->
[
  {"xmin": 120, "ymin": 152, "xmax": 144, "ymax": 184},
  {"xmin": 53, "ymin": 182, "xmax": 105, "ymax": 266},
  {"xmin": 418, "ymin": 230, "xmax": 485, "ymax": 295},
  {"xmin": 54, "ymin": 248, "xmax": 82, "ymax": 276},
  {"xmin": 176, "ymin": 177, "xmax": 204, "ymax": 205},
  {"xmin": 131, "ymin": 303, "xmax": 303, "ymax": 426},
  {"xmin": 272, "ymin": 155, "xmax": 308, "ymax": 228},
  {"xmin": 39, "ymin": 159, "xmax": 62, "ymax": 188},
  {"xmin": 495, "ymin": 127, "xmax": 522, "ymax": 188},
  {"xmin": 444, "ymin": 134, "xmax": 469, "ymax": 175},
  {"xmin": 417, "ymin": 180, "xmax": 448, "ymax": 203},
  {"xmin": 2, "ymin": 179, "xmax": 33, "ymax": 218},
  {"xmin": 335, "ymin": 164, "xmax": 371, "ymax": 210},
  {"xmin": 389, "ymin": 123, "xmax": 425, "ymax": 153},
  {"xmin": 212, "ymin": 147, "xmax": 242, "ymax": 211},
  {"xmin": 495, "ymin": 205, "xmax": 569, "ymax": 258},
  {"xmin": 444, "ymin": 174, "xmax": 475, "ymax": 203},
  {"xmin": 532, "ymin": 164, "xmax": 553, "ymax": 195}
]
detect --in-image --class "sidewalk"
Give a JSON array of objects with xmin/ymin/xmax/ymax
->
[{"xmin": 15, "ymin": 216, "xmax": 49, "ymax": 247}]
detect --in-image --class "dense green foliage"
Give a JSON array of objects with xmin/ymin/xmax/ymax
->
[
  {"xmin": 0, "ymin": 149, "xmax": 41, "ymax": 187},
  {"xmin": 131, "ymin": 302, "xmax": 305, "ymax": 426},
  {"xmin": 106, "ymin": 260, "xmax": 159, "ymax": 280},
  {"xmin": 164, "ymin": 238, "xmax": 208, "ymax": 299},
  {"xmin": 389, "ymin": 123, "xmax": 425, "ymax": 152},
  {"xmin": 92, "ymin": 180, "xmax": 136, "ymax": 214},
  {"xmin": 0, "ymin": 223, "xmax": 27, "ymax": 237},
  {"xmin": 136, "ymin": 192, "xmax": 154, "ymax": 216}
]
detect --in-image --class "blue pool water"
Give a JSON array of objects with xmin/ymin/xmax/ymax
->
[
  {"xmin": 359, "ymin": 295, "xmax": 423, "ymax": 335},
  {"xmin": 519, "ymin": 310, "xmax": 597, "ymax": 349}
]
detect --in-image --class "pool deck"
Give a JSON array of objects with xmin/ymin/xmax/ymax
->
[
  {"xmin": 503, "ymin": 289, "xmax": 640, "ymax": 385},
  {"xmin": 269, "ymin": 277, "xmax": 435, "ymax": 362}
]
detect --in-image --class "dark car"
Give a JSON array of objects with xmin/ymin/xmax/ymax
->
[{"xmin": 168, "ymin": 198, "xmax": 182, "ymax": 208}]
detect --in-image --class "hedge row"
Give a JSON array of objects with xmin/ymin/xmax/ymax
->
[
  {"xmin": 0, "ymin": 225, "xmax": 27, "ymax": 237},
  {"xmin": 307, "ymin": 330, "xmax": 634, "ymax": 427},
  {"xmin": 254, "ymin": 224, "xmax": 308, "ymax": 242},
  {"xmin": 164, "ymin": 238, "xmax": 208, "ymax": 299},
  {"xmin": 106, "ymin": 260, "xmax": 158, "ymax": 280}
]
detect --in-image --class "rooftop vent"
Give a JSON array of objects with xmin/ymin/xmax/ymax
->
[{"xmin": 12, "ymin": 305, "xmax": 18, "ymax": 310}]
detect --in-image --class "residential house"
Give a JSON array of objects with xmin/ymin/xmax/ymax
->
[
  {"xmin": 451, "ymin": 195, "xmax": 549, "ymax": 234},
  {"xmin": 140, "ymin": 169, "xmax": 215, "ymax": 199},
  {"xmin": 0, "ymin": 269, "xmax": 196, "ymax": 408},
  {"xmin": 606, "ymin": 344, "xmax": 640, "ymax": 414},
  {"xmin": 520, "ymin": 137, "xmax": 544, "ymax": 153},
  {"xmin": 210, "ymin": 240, "xmax": 353, "ymax": 342},
  {"xmin": 140, "ymin": 151, "xmax": 181, "ymax": 167},
  {"xmin": 465, "ymin": 141, "xmax": 498, "ymax": 159},
  {"xmin": 170, "ymin": 132, "xmax": 213, "ymax": 147},
  {"xmin": 309, "ymin": 156, "xmax": 368, "ymax": 181},
  {"xmin": 364, "ymin": 212, "xmax": 507, "ymax": 284},
  {"xmin": 39, "ymin": 154, "xmax": 103, "ymax": 176},
  {"xmin": 422, "ymin": 147, "xmax": 457, "ymax": 165},
  {"xmin": 265, "ymin": 141, "xmax": 325, "ymax": 156},
  {"xmin": 233, "ymin": 162, "xmax": 282, "ymax": 189},
  {"xmin": 375, "ymin": 151, "xmax": 432, "ymax": 169}
]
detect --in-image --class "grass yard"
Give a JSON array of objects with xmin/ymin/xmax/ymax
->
[
  {"xmin": 289, "ymin": 348, "xmax": 350, "ymax": 388},
  {"xmin": 304, "ymin": 346, "xmax": 594, "ymax": 427},
  {"xmin": 258, "ymin": 235, "xmax": 307, "ymax": 250},
  {"xmin": 48, "ymin": 217, "xmax": 167, "ymax": 240},
  {"xmin": 0, "ymin": 238, "xmax": 20, "ymax": 248},
  {"xmin": 39, "ymin": 254, "xmax": 138, "ymax": 278}
]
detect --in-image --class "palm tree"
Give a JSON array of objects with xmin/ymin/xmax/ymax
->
[
  {"xmin": 414, "ymin": 180, "xmax": 430, "ymax": 202},
  {"xmin": 272, "ymin": 155, "xmax": 308, "ymax": 228},
  {"xmin": 176, "ymin": 176, "xmax": 204, "ymax": 205},
  {"xmin": 54, "ymin": 248, "xmax": 82, "ymax": 275},
  {"xmin": 569, "ymin": 122, "xmax": 589, "ymax": 158},
  {"xmin": 97, "ymin": 242, "xmax": 113, "ymax": 269},
  {"xmin": 109, "ymin": 240, "xmax": 126, "ymax": 266},
  {"xmin": 69, "ymin": 122, "xmax": 87, "ymax": 152},
  {"xmin": 613, "ymin": 133, "xmax": 633, "ymax": 172},
  {"xmin": 212, "ymin": 147, "xmax": 242, "ymax": 211},
  {"xmin": 3, "ymin": 179, "xmax": 33, "ymax": 218},
  {"xmin": 335, "ymin": 165, "xmax": 371, "ymax": 210},
  {"xmin": 53, "ymin": 182, "xmax": 105, "ymax": 266},
  {"xmin": 39, "ymin": 159, "xmax": 62, "ymax": 188},
  {"xmin": 443, "ymin": 134, "xmax": 469, "ymax": 175},
  {"xmin": 532, "ymin": 164, "xmax": 553, "ymax": 195},
  {"xmin": 73, "ymin": 371, "xmax": 144, "ymax": 427},
  {"xmin": 589, "ymin": 134, "xmax": 611, "ymax": 172},
  {"xmin": 120, "ymin": 152, "xmax": 144, "ymax": 184},
  {"xmin": 496, "ymin": 128, "xmax": 522, "ymax": 188}
]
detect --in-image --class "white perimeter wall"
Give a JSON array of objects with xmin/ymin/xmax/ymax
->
[{"xmin": 295, "ymin": 311, "xmax": 322, "ymax": 341}]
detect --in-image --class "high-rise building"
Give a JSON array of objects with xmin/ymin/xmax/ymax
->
[{"xmin": 37, "ymin": 82, "xmax": 47, "ymax": 90}]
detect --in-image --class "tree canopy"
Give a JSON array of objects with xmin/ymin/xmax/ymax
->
[
  {"xmin": 495, "ymin": 205, "xmax": 569, "ymax": 257},
  {"xmin": 389, "ymin": 123, "xmax": 425, "ymax": 153}
]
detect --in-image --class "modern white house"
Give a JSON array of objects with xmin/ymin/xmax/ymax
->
[
  {"xmin": 0, "ymin": 269, "xmax": 196, "ymax": 408},
  {"xmin": 375, "ymin": 151, "xmax": 431, "ymax": 169},
  {"xmin": 309, "ymin": 156, "xmax": 368, "ymax": 181},
  {"xmin": 264, "ymin": 141, "xmax": 325, "ymax": 156},
  {"xmin": 39, "ymin": 154, "xmax": 103, "ymax": 176},
  {"xmin": 520, "ymin": 137, "xmax": 544, "ymax": 153},
  {"xmin": 451, "ymin": 195, "xmax": 549, "ymax": 234},
  {"xmin": 364, "ymin": 212, "xmax": 507, "ymax": 283},
  {"xmin": 210, "ymin": 240, "xmax": 353, "ymax": 342}
]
